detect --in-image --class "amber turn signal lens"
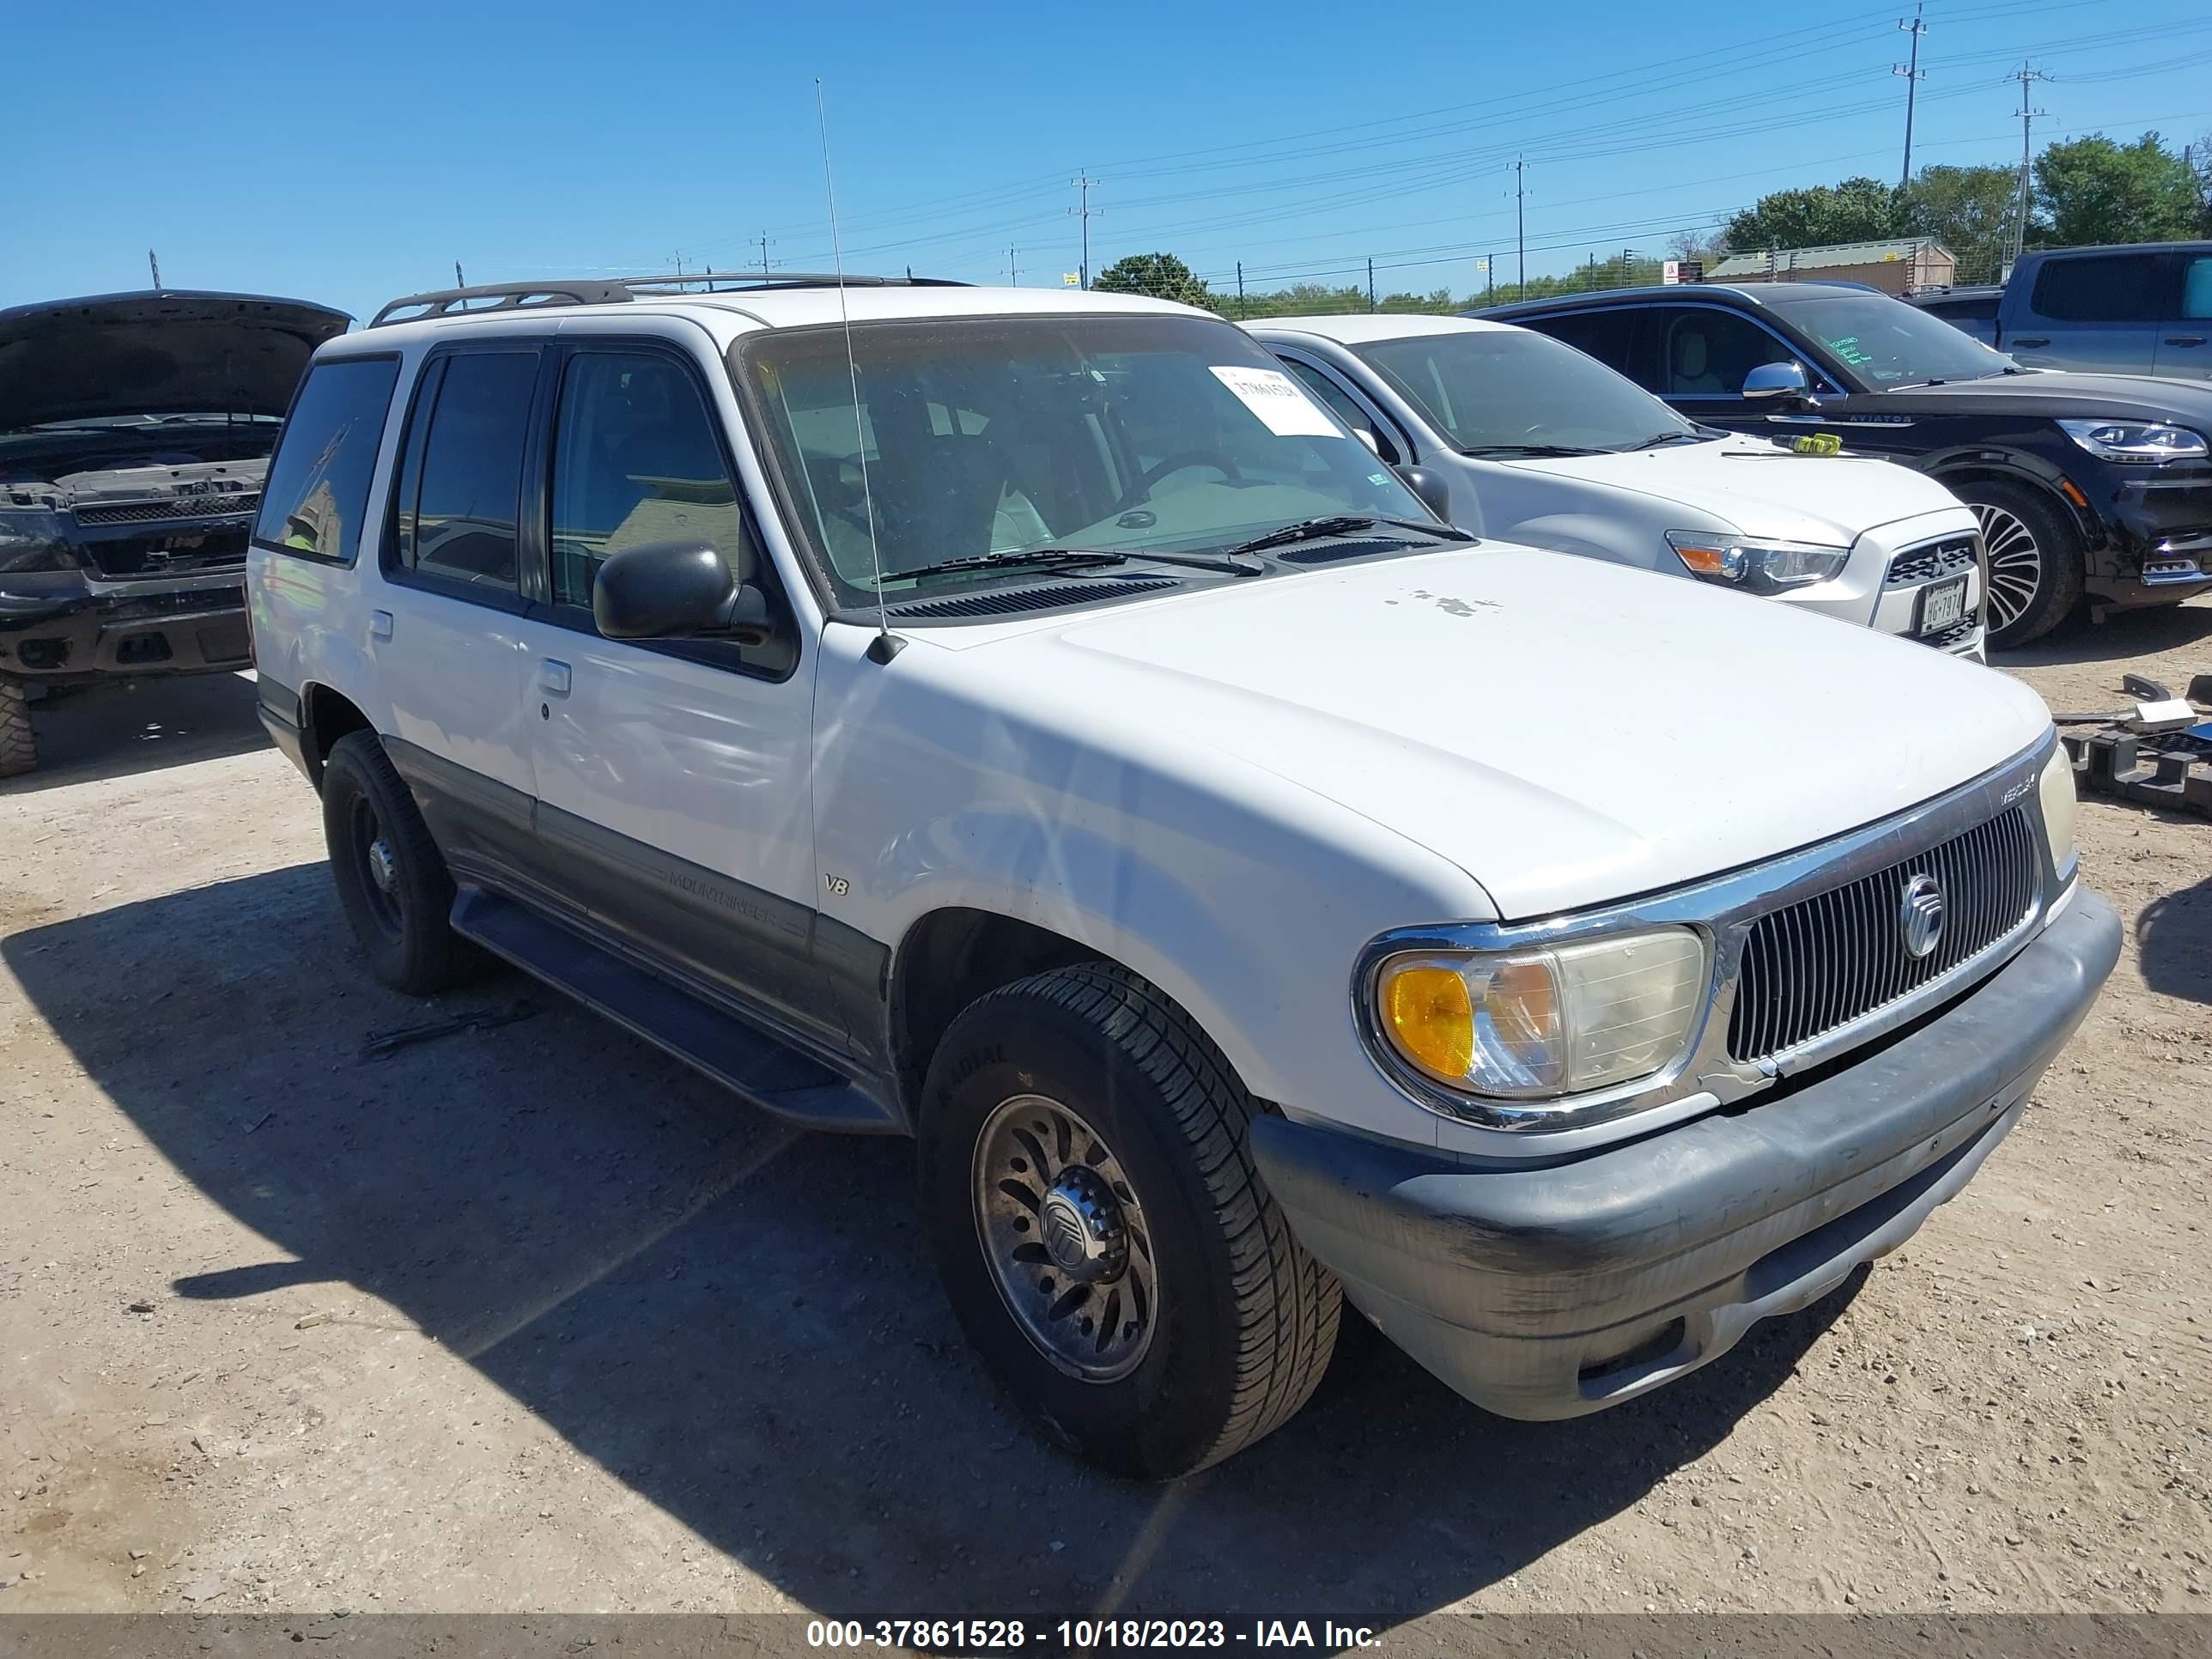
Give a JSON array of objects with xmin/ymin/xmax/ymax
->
[{"xmin": 1381, "ymin": 963, "xmax": 1474, "ymax": 1082}]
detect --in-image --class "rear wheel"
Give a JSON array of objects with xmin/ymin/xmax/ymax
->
[
  {"xmin": 0, "ymin": 678, "xmax": 33, "ymax": 780},
  {"xmin": 321, "ymin": 730, "xmax": 483, "ymax": 994},
  {"xmin": 1960, "ymin": 479, "xmax": 2084, "ymax": 649},
  {"xmin": 921, "ymin": 961, "xmax": 1340, "ymax": 1480}
]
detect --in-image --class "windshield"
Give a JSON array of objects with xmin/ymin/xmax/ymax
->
[
  {"xmin": 737, "ymin": 313, "xmax": 1433, "ymax": 608},
  {"xmin": 1351, "ymin": 327, "xmax": 1700, "ymax": 454},
  {"xmin": 1770, "ymin": 293, "xmax": 2017, "ymax": 388}
]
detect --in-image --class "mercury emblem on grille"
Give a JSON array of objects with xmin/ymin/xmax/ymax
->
[{"xmin": 1899, "ymin": 873, "xmax": 1946, "ymax": 959}]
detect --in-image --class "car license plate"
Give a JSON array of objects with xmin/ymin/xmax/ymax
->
[{"xmin": 1917, "ymin": 575, "xmax": 1967, "ymax": 635}]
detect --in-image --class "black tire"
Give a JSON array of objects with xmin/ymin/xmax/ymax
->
[
  {"xmin": 920, "ymin": 961, "xmax": 1340, "ymax": 1480},
  {"xmin": 0, "ymin": 677, "xmax": 33, "ymax": 780},
  {"xmin": 321, "ymin": 730, "xmax": 482, "ymax": 995},
  {"xmin": 1959, "ymin": 478, "xmax": 2084, "ymax": 649}
]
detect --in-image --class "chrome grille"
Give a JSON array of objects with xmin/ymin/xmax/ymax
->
[
  {"xmin": 74, "ymin": 494, "xmax": 261, "ymax": 526},
  {"xmin": 1727, "ymin": 807, "xmax": 2039, "ymax": 1063},
  {"xmin": 1885, "ymin": 533, "xmax": 1978, "ymax": 587}
]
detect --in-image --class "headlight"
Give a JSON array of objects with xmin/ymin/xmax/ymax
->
[
  {"xmin": 2057, "ymin": 419, "xmax": 2208, "ymax": 464},
  {"xmin": 2039, "ymin": 744, "xmax": 2078, "ymax": 879},
  {"xmin": 1374, "ymin": 928, "xmax": 1709, "ymax": 1100},
  {"xmin": 1664, "ymin": 531, "xmax": 1850, "ymax": 593}
]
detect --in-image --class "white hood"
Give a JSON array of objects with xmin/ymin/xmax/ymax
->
[
  {"xmin": 973, "ymin": 545, "xmax": 2050, "ymax": 918},
  {"xmin": 1512, "ymin": 437, "xmax": 1961, "ymax": 544}
]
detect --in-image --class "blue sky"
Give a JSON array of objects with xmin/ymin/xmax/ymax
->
[{"xmin": 5, "ymin": 0, "xmax": 2210, "ymax": 325}]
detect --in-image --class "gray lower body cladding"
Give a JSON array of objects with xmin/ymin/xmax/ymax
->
[{"xmin": 1249, "ymin": 889, "xmax": 2122, "ymax": 1420}]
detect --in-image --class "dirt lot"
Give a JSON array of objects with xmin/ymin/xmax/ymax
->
[{"xmin": 3, "ymin": 603, "xmax": 2209, "ymax": 1626}]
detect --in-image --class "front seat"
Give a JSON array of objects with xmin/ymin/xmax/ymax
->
[{"xmin": 1670, "ymin": 329, "xmax": 1723, "ymax": 394}]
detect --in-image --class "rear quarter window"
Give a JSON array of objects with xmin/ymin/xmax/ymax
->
[{"xmin": 253, "ymin": 356, "xmax": 401, "ymax": 565}]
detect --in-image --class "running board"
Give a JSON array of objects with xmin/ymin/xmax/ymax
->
[{"xmin": 449, "ymin": 888, "xmax": 899, "ymax": 1133}]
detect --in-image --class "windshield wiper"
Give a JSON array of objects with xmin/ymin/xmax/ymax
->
[
  {"xmin": 872, "ymin": 549, "xmax": 1127, "ymax": 586},
  {"xmin": 1223, "ymin": 514, "xmax": 1473, "ymax": 558},
  {"xmin": 1618, "ymin": 431, "xmax": 1706, "ymax": 452},
  {"xmin": 1461, "ymin": 443, "xmax": 1602, "ymax": 459}
]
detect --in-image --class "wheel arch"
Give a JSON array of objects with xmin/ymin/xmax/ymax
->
[
  {"xmin": 298, "ymin": 681, "xmax": 374, "ymax": 793},
  {"xmin": 1923, "ymin": 453, "xmax": 2102, "ymax": 549},
  {"xmin": 886, "ymin": 903, "xmax": 1285, "ymax": 1130}
]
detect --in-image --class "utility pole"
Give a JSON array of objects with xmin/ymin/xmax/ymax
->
[
  {"xmin": 2009, "ymin": 62, "xmax": 2053, "ymax": 262},
  {"xmin": 149, "ymin": 249, "xmax": 163, "ymax": 291},
  {"xmin": 1367, "ymin": 258, "xmax": 1376, "ymax": 312},
  {"xmin": 673, "ymin": 250, "xmax": 685, "ymax": 277},
  {"xmin": 1483, "ymin": 255, "xmax": 1493, "ymax": 302},
  {"xmin": 1512, "ymin": 159, "xmax": 1529, "ymax": 301},
  {"xmin": 756, "ymin": 232, "xmax": 777, "ymax": 276},
  {"xmin": 1071, "ymin": 172, "xmax": 1099, "ymax": 289},
  {"xmin": 454, "ymin": 260, "xmax": 465, "ymax": 288},
  {"xmin": 1006, "ymin": 245, "xmax": 1021, "ymax": 287},
  {"xmin": 1893, "ymin": 5, "xmax": 1928, "ymax": 191},
  {"xmin": 1236, "ymin": 260, "xmax": 1245, "ymax": 319}
]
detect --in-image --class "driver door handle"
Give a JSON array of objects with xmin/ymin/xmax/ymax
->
[
  {"xmin": 538, "ymin": 659, "xmax": 572, "ymax": 697},
  {"xmin": 2167, "ymin": 335, "xmax": 2207, "ymax": 347},
  {"xmin": 2010, "ymin": 336, "xmax": 2050, "ymax": 348}
]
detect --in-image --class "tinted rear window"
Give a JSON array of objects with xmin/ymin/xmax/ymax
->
[
  {"xmin": 2029, "ymin": 253, "xmax": 2183, "ymax": 323},
  {"xmin": 253, "ymin": 356, "xmax": 399, "ymax": 563}
]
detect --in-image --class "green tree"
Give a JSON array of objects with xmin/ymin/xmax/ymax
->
[
  {"xmin": 1723, "ymin": 177, "xmax": 1899, "ymax": 254},
  {"xmin": 2033, "ymin": 132, "xmax": 2203, "ymax": 246},
  {"xmin": 1897, "ymin": 163, "xmax": 2025, "ymax": 283},
  {"xmin": 1091, "ymin": 252, "xmax": 1212, "ymax": 307}
]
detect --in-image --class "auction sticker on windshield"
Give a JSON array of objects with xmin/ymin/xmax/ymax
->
[{"xmin": 1210, "ymin": 366, "xmax": 1338, "ymax": 437}]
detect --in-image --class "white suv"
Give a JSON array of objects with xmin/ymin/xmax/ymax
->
[
  {"xmin": 1252, "ymin": 314, "xmax": 1988, "ymax": 658},
  {"xmin": 250, "ymin": 275, "xmax": 2116, "ymax": 1479}
]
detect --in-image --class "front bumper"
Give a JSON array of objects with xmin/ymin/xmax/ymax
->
[
  {"xmin": 0, "ymin": 570, "xmax": 250, "ymax": 684},
  {"xmin": 1250, "ymin": 888, "xmax": 2120, "ymax": 1420},
  {"xmin": 2087, "ymin": 460, "xmax": 2212, "ymax": 608}
]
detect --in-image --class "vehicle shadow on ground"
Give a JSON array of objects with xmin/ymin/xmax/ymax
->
[
  {"xmin": 5, "ymin": 866, "xmax": 1856, "ymax": 1624},
  {"xmin": 2139, "ymin": 868, "xmax": 2212, "ymax": 1007},
  {"xmin": 1994, "ymin": 599, "xmax": 2212, "ymax": 675},
  {"xmin": 1, "ymin": 672, "xmax": 267, "ymax": 797}
]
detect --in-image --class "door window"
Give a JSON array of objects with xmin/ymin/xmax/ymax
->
[
  {"xmin": 1652, "ymin": 308, "xmax": 1796, "ymax": 397},
  {"xmin": 550, "ymin": 352, "xmax": 746, "ymax": 609},
  {"xmin": 2182, "ymin": 258, "xmax": 2212, "ymax": 322},
  {"xmin": 393, "ymin": 350, "xmax": 538, "ymax": 592},
  {"xmin": 1280, "ymin": 360, "xmax": 1401, "ymax": 463},
  {"xmin": 253, "ymin": 356, "xmax": 399, "ymax": 564},
  {"xmin": 1525, "ymin": 308, "xmax": 1642, "ymax": 381},
  {"xmin": 2029, "ymin": 253, "xmax": 2183, "ymax": 323}
]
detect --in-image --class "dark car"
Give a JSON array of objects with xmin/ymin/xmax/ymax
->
[
  {"xmin": 1480, "ymin": 281, "xmax": 2212, "ymax": 647},
  {"xmin": 0, "ymin": 290, "xmax": 351, "ymax": 776}
]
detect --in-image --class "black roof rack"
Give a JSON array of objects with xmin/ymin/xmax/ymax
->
[{"xmin": 368, "ymin": 270, "xmax": 969, "ymax": 328}]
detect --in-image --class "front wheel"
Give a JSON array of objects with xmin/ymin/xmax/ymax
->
[
  {"xmin": 920, "ymin": 962, "xmax": 1340, "ymax": 1480},
  {"xmin": 0, "ymin": 677, "xmax": 34, "ymax": 780},
  {"xmin": 1961, "ymin": 480, "xmax": 2084, "ymax": 649}
]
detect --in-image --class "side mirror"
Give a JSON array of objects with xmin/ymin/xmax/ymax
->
[
  {"xmin": 1393, "ymin": 464, "xmax": 1453, "ymax": 522},
  {"xmin": 1742, "ymin": 361, "xmax": 1810, "ymax": 401},
  {"xmin": 592, "ymin": 541, "xmax": 773, "ymax": 645}
]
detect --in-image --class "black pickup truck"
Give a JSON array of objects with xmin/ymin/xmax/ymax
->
[{"xmin": 0, "ymin": 290, "xmax": 350, "ymax": 777}]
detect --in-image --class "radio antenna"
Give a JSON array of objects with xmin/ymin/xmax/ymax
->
[{"xmin": 815, "ymin": 77, "xmax": 900, "ymax": 663}]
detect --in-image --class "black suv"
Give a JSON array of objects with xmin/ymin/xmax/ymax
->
[
  {"xmin": 1482, "ymin": 281, "xmax": 2212, "ymax": 647},
  {"xmin": 0, "ymin": 290, "xmax": 350, "ymax": 776}
]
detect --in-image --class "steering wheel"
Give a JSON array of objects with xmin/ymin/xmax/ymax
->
[{"xmin": 1113, "ymin": 450, "xmax": 1241, "ymax": 514}]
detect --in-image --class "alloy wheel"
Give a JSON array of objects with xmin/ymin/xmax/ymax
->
[
  {"xmin": 1971, "ymin": 502, "xmax": 2042, "ymax": 637},
  {"xmin": 972, "ymin": 1093, "xmax": 1159, "ymax": 1382}
]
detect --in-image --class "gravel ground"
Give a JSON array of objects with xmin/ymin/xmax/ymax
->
[{"xmin": 3, "ymin": 599, "xmax": 2209, "ymax": 1623}]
